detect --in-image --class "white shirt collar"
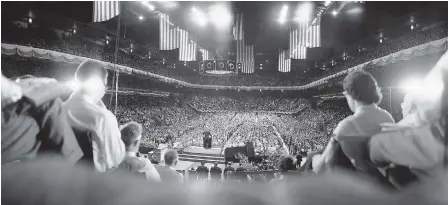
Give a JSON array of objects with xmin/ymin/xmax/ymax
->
[{"xmin": 126, "ymin": 152, "xmax": 136, "ymax": 157}]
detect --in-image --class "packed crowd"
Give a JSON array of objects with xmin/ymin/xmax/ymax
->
[
  {"xmin": 188, "ymin": 94, "xmax": 309, "ymax": 113},
  {"xmin": 3, "ymin": 21, "xmax": 447, "ymax": 88}
]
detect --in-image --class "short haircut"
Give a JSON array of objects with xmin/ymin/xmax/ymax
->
[
  {"xmin": 164, "ymin": 149, "xmax": 179, "ymax": 166},
  {"xmin": 75, "ymin": 60, "xmax": 108, "ymax": 85},
  {"xmin": 279, "ymin": 155, "xmax": 296, "ymax": 173},
  {"xmin": 120, "ymin": 121, "xmax": 142, "ymax": 148},
  {"xmin": 201, "ymin": 161, "xmax": 206, "ymax": 165},
  {"xmin": 343, "ymin": 71, "xmax": 382, "ymax": 104}
]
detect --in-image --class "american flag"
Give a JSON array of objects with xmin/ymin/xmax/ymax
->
[
  {"xmin": 179, "ymin": 29, "xmax": 197, "ymax": 61},
  {"xmin": 234, "ymin": 14, "xmax": 254, "ymax": 73},
  {"xmin": 233, "ymin": 14, "xmax": 244, "ymax": 41},
  {"xmin": 289, "ymin": 18, "xmax": 321, "ymax": 59},
  {"xmin": 93, "ymin": 1, "xmax": 120, "ymax": 22},
  {"xmin": 200, "ymin": 48, "xmax": 212, "ymax": 61},
  {"xmin": 278, "ymin": 48, "xmax": 291, "ymax": 72},
  {"xmin": 159, "ymin": 13, "xmax": 180, "ymax": 50}
]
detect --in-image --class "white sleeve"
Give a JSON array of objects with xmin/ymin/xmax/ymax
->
[
  {"xmin": 141, "ymin": 159, "xmax": 161, "ymax": 182},
  {"xmin": 101, "ymin": 111, "xmax": 126, "ymax": 170}
]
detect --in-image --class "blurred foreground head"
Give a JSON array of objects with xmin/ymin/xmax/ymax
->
[
  {"xmin": 1, "ymin": 74, "xmax": 22, "ymax": 107},
  {"xmin": 74, "ymin": 60, "xmax": 108, "ymax": 102},
  {"xmin": 2, "ymin": 158, "xmax": 447, "ymax": 205}
]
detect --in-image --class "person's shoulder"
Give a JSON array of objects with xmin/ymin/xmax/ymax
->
[
  {"xmin": 333, "ymin": 116, "xmax": 355, "ymax": 137},
  {"xmin": 376, "ymin": 106, "xmax": 395, "ymax": 122}
]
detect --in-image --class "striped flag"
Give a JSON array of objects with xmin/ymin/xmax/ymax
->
[
  {"xmin": 289, "ymin": 21, "xmax": 308, "ymax": 59},
  {"xmin": 233, "ymin": 14, "xmax": 244, "ymax": 40},
  {"xmin": 200, "ymin": 48, "xmax": 212, "ymax": 61},
  {"xmin": 234, "ymin": 14, "xmax": 254, "ymax": 73},
  {"xmin": 278, "ymin": 49, "xmax": 291, "ymax": 72},
  {"xmin": 159, "ymin": 13, "xmax": 180, "ymax": 50},
  {"xmin": 179, "ymin": 29, "xmax": 197, "ymax": 61},
  {"xmin": 93, "ymin": 1, "xmax": 120, "ymax": 22},
  {"xmin": 306, "ymin": 24, "xmax": 321, "ymax": 48},
  {"xmin": 289, "ymin": 18, "xmax": 321, "ymax": 59}
]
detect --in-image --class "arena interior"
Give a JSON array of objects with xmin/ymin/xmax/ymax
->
[{"xmin": 1, "ymin": 1, "xmax": 448, "ymax": 204}]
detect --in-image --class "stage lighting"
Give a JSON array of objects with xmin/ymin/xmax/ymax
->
[
  {"xmin": 209, "ymin": 4, "xmax": 232, "ymax": 28},
  {"xmin": 399, "ymin": 78, "xmax": 421, "ymax": 93},
  {"xmin": 332, "ymin": 10, "xmax": 338, "ymax": 16},
  {"xmin": 324, "ymin": 1, "xmax": 332, "ymax": 7},
  {"xmin": 28, "ymin": 18, "xmax": 32, "ymax": 24},
  {"xmin": 278, "ymin": 18, "xmax": 286, "ymax": 24},
  {"xmin": 295, "ymin": 3, "xmax": 312, "ymax": 22},
  {"xmin": 191, "ymin": 7, "xmax": 208, "ymax": 27},
  {"xmin": 141, "ymin": 1, "xmax": 155, "ymax": 11},
  {"xmin": 411, "ymin": 24, "xmax": 414, "ymax": 30},
  {"xmin": 73, "ymin": 29, "xmax": 76, "ymax": 34},
  {"xmin": 106, "ymin": 40, "xmax": 109, "ymax": 45},
  {"xmin": 279, "ymin": 5, "xmax": 288, "ymax": 24},
  {"xmin": 379, "ymin": 38, "xmax": 383, "ymax": 43},
  {"xmin": 139, "ymin": 15, "xmax": 144, "ymax": 20}
]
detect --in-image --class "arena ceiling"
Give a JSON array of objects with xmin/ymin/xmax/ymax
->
[{"xmin": 2, "ymin": 1, "xmax": 448, "ymax": 57}]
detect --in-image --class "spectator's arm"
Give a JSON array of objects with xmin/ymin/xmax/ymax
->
[
  {"xmin": 101, "ymin": 111, "xmax": 126, "ymax": 170},
  {"xmin": 34, "ymin": 98, "xmax": 83, "ymax": 165},
  {"xmin": 369, "ymin": 120, "xmax": 445, "ymax": 170},
  {"xmin": 141, "ymin": 159, "xmax": 161, "ymax": 182}
]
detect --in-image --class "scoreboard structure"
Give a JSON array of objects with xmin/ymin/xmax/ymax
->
[{"xmin": 199, "ymin": 60, "xmax": 239, "ymax": 76}]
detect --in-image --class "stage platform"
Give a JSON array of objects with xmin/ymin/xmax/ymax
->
[
  {"xmin": 178, "ymin": 146, "xmax": 226, "ymax": 168},
  {"xmin": 182, "ymin": 146, "xmax": 224, "ymax": 156}
]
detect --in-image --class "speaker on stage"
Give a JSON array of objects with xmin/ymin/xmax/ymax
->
[{"xmin": 202, "ymin": 131, "xmax": 212, "ymax": 149}]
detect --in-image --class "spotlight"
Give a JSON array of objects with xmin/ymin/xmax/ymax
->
[
  {"xmin": 209, "ymin": 4, "xmax": 232, "ymax": 28},
  {"xmin": 141, "ymin": 1, "xmax": 155, "ymax": 11},
  {"xmin": 324, "ymin": 1, "xmax": 332, "ymax": 7},
  {"xmin": 130, "ymin": 48, "xmax": 133, "ymax": 53},
  {"xmin": 399, "ymin": 78, "xmax": 421, "ymax": 93},
  {"xmin": 279, "ymin": 5, "xmax": 289, "ymax": 24},
  {"xmin": 379, "ymin": 38, "xmax": 383, "ymax": 43},
  {"xmin": 73, "ymin": 29, "xmax": 76, "ymax": 34},
  {"xmin": 295, "ymin": 3, "xmax": 313, "ymax": 22},
  {"xmin": 191, "ymin": 7, "xmax": 208, "ymax": 27},
  {"xmin": 411, "ymin": 24, "xmax": 414, "ymax": 30},
  {"xmin": 106, "ymin": 40, "xmax": 109, "ymax": 44},
  {"xmin": 332, "ymin": 10, "xmax": 338, "ymax": 16},
  {"xmin": 278, "ymin": 18, "xmax": 286, "ymax": 24},
  {"xmin": 139, "ymin": 15, "xmax": 144, "ymax": 20},
  {"xmin": 28, "ymin": 18, "xmax": 32, "ymax": 24}
]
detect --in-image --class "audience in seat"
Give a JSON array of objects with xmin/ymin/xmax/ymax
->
[
  {"xmin": 236, "ymin": 163, "xmax": 248, "ymax": 182},
  {"xmin": 1, "ymin": 73, "xmax": 83, "ymax": 166},
  {"xmin": 223, "ymin": 162, "xmax": 235, "ymax": 180},
  {"xmin": 63, "ymin": 60, "xmax": 125, "ymax": 172},
  {"xmin": 116, "ymin": 121, "xmax": 161, "ymax": 182},
  {"xmin": 313, "ymin": 71, "xmax": 395, "ymax": 187},
  {"xmin": 210, "ymin": 162, "xmax": 223, "ymax": 181},
  {"xmin": 156, "ymin": 149, "xmax": 183, "ymax": 183},
  {"xmin": 271, "ymin": 155, "xmax": 298, "ymax": 184},
  {"xmin": 369, "ymin": 51, "xmax": 448, "ymax": 183},
  {"xmin": 196, "ymin": 161, "xmax": 210, "ymax": 180}
]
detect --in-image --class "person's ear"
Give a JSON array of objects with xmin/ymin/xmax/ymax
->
[{"xmin": 133, "ymin": 140, "xmax": 140, "ymax": 147}]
